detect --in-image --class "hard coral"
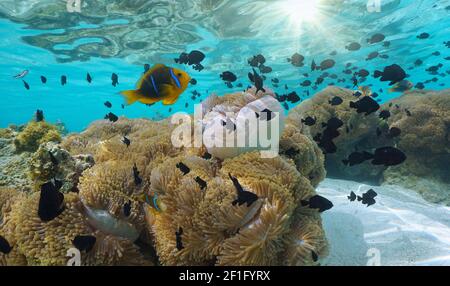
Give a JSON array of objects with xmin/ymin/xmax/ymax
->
[
  {"xmin": 288, "ymin": 86, "xmax": 387, "ymax": 183},
  {"xmin": 381, "ymin": 89, "xmax": 450, "ymax": 204},
  {"xmin": 14, "ymin": 121, "xmax": 61, "ymax": 153}
]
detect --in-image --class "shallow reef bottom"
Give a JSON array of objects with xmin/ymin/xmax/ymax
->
[{"xmin": 320, "ymin": 178, "xmax": 450, "ymax": 266}]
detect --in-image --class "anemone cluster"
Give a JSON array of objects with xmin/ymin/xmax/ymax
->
[{"xmin": 0, "ymin": 88, "xmax": 329, "ymax": 266}]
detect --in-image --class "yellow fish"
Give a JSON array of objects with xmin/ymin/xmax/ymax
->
[
  {"xmin": 389, "ymin": 80, "xmax": 413, "ymax": 93},
  {"xmin": 358, "ymin": 86, "xmax": 372, "ymax": 97},
  {"xmin": 137, "ymin": 192, "xmax": 166, "ymax": 214},
  {"xmin": 121, "ymin": 64, "xmax": 190, "ymax": 106}
]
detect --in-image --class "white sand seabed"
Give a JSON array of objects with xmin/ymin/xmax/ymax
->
[{"xmin": 317, "ymin": 178, "xmax": 450, "ymax": 266}]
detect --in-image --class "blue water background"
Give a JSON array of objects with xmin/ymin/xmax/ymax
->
[{"xmin": 0, "ymin": 0, "xmax": 449, "ymax": 132}]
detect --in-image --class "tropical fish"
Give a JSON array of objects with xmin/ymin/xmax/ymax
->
[
  {"xmin": 248, "ymin": 68, "xmax": 265, "ymax": 94},
  {"xmin": 379, "ymin": 110, "xmax": 391, "ymax": 120},
  {"xmin": 175, "ymin": 227, "xmax": 184, "ymax": 251},
  {"xmin": 229, "ymin": 173, "xmax": 259, "ymax": 207},
  {"xmin": 72, "ymin": 235, "xmax": 96, "ymax": 253},
  {"xmin": 329, "ymin": 96, "xmax": 343, "ymax": 106},
  {"xmin": 301, "ymin": 195, "xmax": 333, "ymax": 213},
  {"xmin": 140, "ymin": 191, "xmax": 166, "ymax": 213},
  {"xmin": 373, "ymin": 64, "xmax": 406, "ymax": 85},
  {"xmin": 195, "ymin": 176, "xmax": 207, "ymax": 190},
  {"xmin": 111, "ymin": 73, "xmax": 119, "ymax": 87},
  {"xmin": 288, "ymin": 53, "xmax": 305, "ymax": 67},
  {"xmin": 248, "ymin": 54, "xmax": 266, "ymax": 67},
  {"xmin": 357, "ymin": 189, "xmax": 378, "ymax": 207},
  {"xmin": 35, "ymin": 109, "xmax": 44, "ymax": 122},
  {"xmin": 389, "ymin": 80, "xmax": 413, "ymax": 93},
  {"xmin": 301, "ymin": 116, "xmax": 317, "ymax": 126},
  {"xmin": 346, "ymin": 42, "xmax": 361, "ymax": 51},
  {"xmin": 13, "ymin": 70, "xmax": 29, "ymax": 79},
  {"xmin": 367, "ymin": 33, "xmax": 385, "ymax": 44},
  {"xmin": 371, "ymin": 147, "xmax": 406, "ymax": 166},
  {"xmin": 286, "ymin": 92, "xmax": 300, "ymax": 104},
  {"xmin": 120, "ymin": 64, "xmax": 190, "ymax": 106},
  {"xmin": 123, "ymin": 200, "xmax": 132, "ymax": 217},
  {"xmin": 417, "ymin": 32, "xmax": 430, "ymax": 39},
  {"xmin": 121, "ymin": 136, "xmax": 131, "ymax": 147},
  {"xmin": 220, "ymin": 71, "xmax": 237, "ymax": 82},
  {"xmin": 350, "ymin": 96, "xmax": 380, "ymax": 115},
  {"xmin": 86, "ymin": 72, "xmax": 92, "ymax": 83},
  {"xmin": 358, "ymin": 86, "xmax": 372, "ymax": 97},
  {"xmin": 38, "ymin": 180, "xmax": 65, "ymax": 222},
  {"xmin": 0, "ymin": 235, "xmax": 12, "ymax": 254},
  {"xmin": 342, "ymin": 151, "xmax": 373, "ymax": 166},
  {"xmin": 347, "ymin": 191, "xmax": 357, "ymax": 202},
  {"xmin": 23, "ymin": 80, "xmax": 30, "ymax": 90},
  {"xmin": 104, "ymin": 112, "xmax": 118, "ymax": 122},
  {"xmin": 133, "ymin": 163, "xmax": 142, "ymax": 186},
  {"xmin": 322, "ymin": 117, "xmax": 343, "ymax": 130},
  {"xmin": 176, "ymin": 162, "xmax": 190, "ymax": 175}
]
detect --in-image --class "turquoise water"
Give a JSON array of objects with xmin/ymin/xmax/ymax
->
[{"xmin": 0, "ymin": 0, "xmax": 449, "ymax": 132}]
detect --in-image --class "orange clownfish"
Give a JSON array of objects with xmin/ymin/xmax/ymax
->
[{"xmin": 120, "ymin": 64, "xmax": 190, "ymax": 106}]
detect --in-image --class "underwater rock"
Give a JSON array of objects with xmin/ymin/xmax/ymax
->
[
  {"xmin": 287, "ymin": 86, "xmax": 388, "ymax": 184},
  {"xmin": 380, "ymin": 89, "xmax": 450, "ymax": 205},
  {"xmin": 291, "ymin": 87, "xmax": 449, "ymax": 205},
  {"xmin": 29, "ymin": 142, "xmax": 94, "ymax": 193}
]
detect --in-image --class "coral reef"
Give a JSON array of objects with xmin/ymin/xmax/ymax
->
[
  {"xmin": 287, "ymin": 86, "xmax": 388, "ymax": 183},
  {"xmin": 1, "ymin": 89, "xmax": 329, "ymax": 265},
  {"xmin": 149, "ymin": 151, "xmax": 327, "ymax": 266},
  {"xmin": 289, "ymin": 87, "xmax": 450, "ymax": 205},
  {"xmin": 14, "ymin": 121, "xmax": 61, "ymax": 153},
  {"xmin": 381, "ymin": 89, "xmax": 450, "ymax": 205},
  {"xmin": 0, "ymin": 127, "xmax": 33, "ymax": 191},
  {"xmin": 0, "ymin": 190, "xmax": 151, "ymax": 266},
  {"xmin": 29, "ymin": 142, "xmax": 94, "ymax": 193}
]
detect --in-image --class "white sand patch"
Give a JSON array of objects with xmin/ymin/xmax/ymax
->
[{"xmin": 318, "ymin": 178, "xmax": 450, "ymax": 266}]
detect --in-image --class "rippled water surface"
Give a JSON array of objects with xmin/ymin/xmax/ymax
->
[{"xmin": 0, "ymin": 0, "xmax": 449, "ymax": 131}]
